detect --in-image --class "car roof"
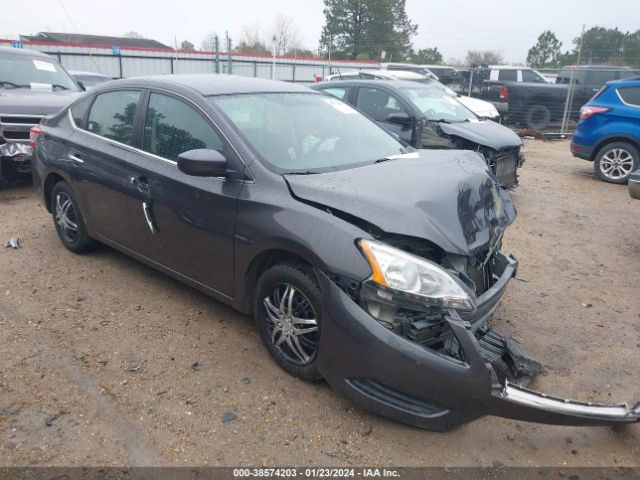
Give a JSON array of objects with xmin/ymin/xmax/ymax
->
[
  {"xmin": 606, "ymin": 78, "xmax": 640, "ymax": 87},
  {"xmin": 0, "ymin": 46, "xmax": 56, "ymax": 60},
  {"xmin": 91, "ymin": 74, "xmax": 314, "ymax": 96},
  {"xmin": 69, "ymin": 70, "xmax": 110, "ymax": 77},
  {"xmin": 560, "ymin": 65, "xmax": 632, "ymax": 71},
  {"xmin": 316, "ymin": 79, "xmax": 425, "ymax": 90}
]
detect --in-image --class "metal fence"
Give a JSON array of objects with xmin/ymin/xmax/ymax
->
[{"xmin": 0, "ymin": 39, "xmax": 376, "ymax": 83}]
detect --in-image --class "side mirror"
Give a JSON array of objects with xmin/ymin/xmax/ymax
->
[
  {"xmin": 177, "ymin": 149, "xmax": 229, "ymax": 177},
  {"xmin": 386, "ymin": 112, "xmax": 412, "ymax": 125}
]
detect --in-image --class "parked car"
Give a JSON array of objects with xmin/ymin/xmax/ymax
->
[
  {"xmin": 380, "ymin": 62, "xmax": 438, "ymax": 80},
  {"xmin": 315, "ymin": 79, "xmax": 523, "ymax": 188},
  {"xmin": 0, "ymin": 46, "xmax": 82, "ymax": 186},
  {"xmin": 328, "ymin": 70, "xmax": 500, "ymax": 122},
  {"xmin": 571, "ymin": 78, "xmax": 640, "ymax": 184},
  {"xmin": 470, "ymin": 65, "xmax": 640, "ymax": 130},
  {"xmin": 630, "ymin": 169, "xmax": 640, "ymax": 199},
  {"xmin": 32, "ymin": 74, "xmax": 640, "ymax": 430},
  {"xmin": 69, "ymin": 70, "xmax": 111, "ymax": 90}
]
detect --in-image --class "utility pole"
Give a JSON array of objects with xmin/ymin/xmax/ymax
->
[
  {"xmin": 561, "ymin": 24, "xmax": 585, "ymax": 134},
  {"xmin": 214, "ymin": 36, "xmax": 220, "ymax": 74},
  {"xmin": 174, "ymin": 36, "xmax": 179, "ymax": 73},
  {"xmin": 328, "ymin": 34, "xmax": 332, "ymax": 76},
  {"xmin": 272, "ymin": 35, "xmax": 277, "ymax": 80},
  {"xmin": 226, "ymin": 31, "xmax": 232, "ymax": 74}
]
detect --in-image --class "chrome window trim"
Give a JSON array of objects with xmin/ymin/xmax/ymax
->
[
  {"xmin": 615, "ymin": 87, "xmax": 640, "ymax": 108},
  {"xmin": 68, "ymin": 87, "xmax": 254, "ymax": 181}
]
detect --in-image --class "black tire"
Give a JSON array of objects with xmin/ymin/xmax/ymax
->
[
  {"xmin": 50, "ymin": 181, "xmax": 95, "ymax": 253},
  {"xmin": 594, "ymin": 141, "xmax": 639, "ymax": 184},
  {"xmin": 254, "ymin": 262, "xmax": 323, "ymax": 381},
  {"xmin": 524, "ymin": 104, "xmax": 552, "ymax": 130}
]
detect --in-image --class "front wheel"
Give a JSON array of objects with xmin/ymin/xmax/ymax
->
[
  {"xmin": 594, "ymin": 142, "xmax": 639, "ymax": 184},
  {"xmin": 254, "ymin": 262, "xmax": 323, "ymax": 381}
]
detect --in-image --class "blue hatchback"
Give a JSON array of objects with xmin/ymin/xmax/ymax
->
[{"xmin": 571, "ymin": 78, "xmax": 640, "ymax": 184}]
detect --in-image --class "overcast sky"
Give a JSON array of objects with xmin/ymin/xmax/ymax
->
[{"xmin": 1, "ymin": 0, "xmax": 638, "ymax": 63}]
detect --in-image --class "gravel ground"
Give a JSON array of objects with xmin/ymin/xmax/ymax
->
[{"xmin": 0, "ymin": 140, "xmax": 638, "ymax": 467}]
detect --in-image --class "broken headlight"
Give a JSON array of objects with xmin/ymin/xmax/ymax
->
[{"xmin": 358, "ymin": 239, "xmax": 476, "ymax": 313}]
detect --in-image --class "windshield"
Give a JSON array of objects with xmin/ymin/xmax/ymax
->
[
  {"xmin": 401, "ymin": 87, "xmax": 476, "ymax": 122},
  {"xmin": 0, "ymin": 52, "xmax": 79, "ymax": 91},
  {"xmin": 211, "ymin": 93, "xmax": 407, "ymax": 174}
]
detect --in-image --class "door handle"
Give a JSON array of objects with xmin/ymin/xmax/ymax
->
[
  {"xmin": 68, "ymin": 153, "xmax": 84, "ymax": 164},
  {"xmin": 142, "ymin": 201, "xmax": 157, "ymax": 235},
  {"xmin": 130, "ymin": 176, "xmax": 151, "ymax": 194}
]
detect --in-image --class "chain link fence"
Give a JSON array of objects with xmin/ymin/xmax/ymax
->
[{"xmin": 451, "ymin": 65, "xmax": 640, "ymax": 134}]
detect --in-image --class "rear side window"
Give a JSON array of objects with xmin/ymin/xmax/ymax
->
[
  {"xmin": 86, "ymin": 90, "xmax": 140, "ymax": 146},
  {"xmin": 498, "ymin": 69, "xmax": 517, "ymax": 82},
  {"xmin": 356, "ymin": 87, "xmax": 407, "ymax": 122},
  {"xmin": 617, "ymin": 87, "xmax": 640, "ymax": 106},
  {"xmin": 143, "ymin": 93, "xmax": 223, "ymax": 161},
  {"xmin": 521, "ymin": 69, "xmax": 545, "ymax": 83},
  {"xmin": 70, "ymin": 95, "xmax": 93, "ymax": 128}
]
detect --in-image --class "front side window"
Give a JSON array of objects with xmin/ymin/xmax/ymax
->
[
  {"xmin": 143, "ymin": 93, "xmax": 223, "ymax": 161},
  {"xmin": 521, "ymin": 69, "xmax": 546, "ymax": 83},
  {"xmin": 401, "ymin": 87, "xmax": 476, "ymax": 122},
  {"xmin": 356, "ymin": 87, "xmax": 408, "ymax": 122},
  {"xmin": 86, "ymin": 90, "xmax": 140, "ymax": 146},
  {"xmin": 211, "ymin": 93, "xmax": 406, "ymax": 174},
  {"xmin": 323, "ymin": 87, "xmax": 350, "ymax": 101}
]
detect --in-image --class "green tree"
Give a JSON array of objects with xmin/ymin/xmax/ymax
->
[
  {"xmin": 180, "ymin": 40, "xmax": 195, "ymax": 51},
  {"xmin": 554, "ymin": 27, "xmax": 640, "ymax": 68},
  {"xmin": 319, "ymin": 0, "xmax": 417, "ymax": 61},
  {"xmin": 527, "ymin": 31, "xmax": 563, "ymax": 68},
  {"xmin": 409, "ymin": 47, "xmax": 443, "ymax": 65}
]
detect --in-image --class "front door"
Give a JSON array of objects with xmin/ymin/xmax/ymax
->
[{"xmin": 126, "ymin": 91, "xmax": 243, "ymax": 297}]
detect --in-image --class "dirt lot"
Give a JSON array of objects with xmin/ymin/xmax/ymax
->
[{"xmin": 0, "ymin": 140, "xmax": 639, "ymax": 467}]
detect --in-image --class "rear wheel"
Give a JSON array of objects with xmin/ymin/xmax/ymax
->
[
  {"xmin": 51, "ymin": 181, "xmax": 95, "ymax": 253},
  {"xmin": 594, "ymin": 142, "xmax": 639, "ymax": 184},
  {"xmin": 254, "ymin": 262, "xmax": 323, "ymax": 381},
  {"xmin": 524, "ymin": 104, "xmax": 552, "ymax": 130}
]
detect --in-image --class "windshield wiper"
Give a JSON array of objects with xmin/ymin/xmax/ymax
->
[
  {"xmin": 51, "ymin": 84, "xmax": 70, "ymax": 91},
  {"xmin": 285, "ymin": 170, "xmax": 320, "ymax": 175},
  {"xmin": 0, "ymin": 81, "xmax": 28, "ymax": 89},
  {"xmin": 428, "ymin": 118, "xmax": 452, "ymax": 124}
]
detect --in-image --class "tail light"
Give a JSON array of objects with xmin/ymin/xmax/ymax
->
[
  {"xmin": 29, "ymin": 126, "xmax": 41, "ymax": 151},
  {"xmin": 580, "ymin": 106, "xmax": 610, "ymax": 121},
  {"xmin": 499, "ymin": 86, "xmax": 509, "ymax": 100}
]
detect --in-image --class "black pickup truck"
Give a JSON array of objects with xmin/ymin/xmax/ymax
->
[{"xmin": 468, "ymin": 65, "xmax": 640, "ymax": 130}]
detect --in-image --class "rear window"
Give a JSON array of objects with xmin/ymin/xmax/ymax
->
[
  {"xmin": 583, "ymin": 70, "xmax": 617, "ymax": 85},
  {"xmin": 617, "ymin": 87, "xmax": 640, "ymax": 106}
]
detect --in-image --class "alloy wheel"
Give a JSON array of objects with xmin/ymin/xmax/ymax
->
[
  {"xmin": 600, "ymin": 148, "xmax": 635, "ymax": 180},
  {"xmin": 55, "ymin": 192, "xmax": 79, "ymax": 243},
  {"xmin": 262, "ymin": 283, "xmax": 319, "ymax": 365}
]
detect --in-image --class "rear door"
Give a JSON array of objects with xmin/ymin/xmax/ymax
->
[
  {"xmin": 125, "ymin": 90, "xmax": 243, "ymax": 297},
  {"xmin": 354, "ymin": 86, "xmax": 413, "ymax": 144},
  {"xmin": 68, "ymin": 89, "xmax": 144, "ymax": 247}
]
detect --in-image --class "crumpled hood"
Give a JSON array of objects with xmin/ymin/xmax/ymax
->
[
  {"xmin": 0, "ymin": 89, "xmax": 81, "ymax": 115},
  {"xmin": 439, "ymin": 119, "xmax": 522, "ymax": 151},
  {"xmin": 285, "ymin": 150, "xmax": 517, "ymax": 256}
]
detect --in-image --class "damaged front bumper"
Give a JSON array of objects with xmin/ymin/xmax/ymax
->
[{"xmin": 316, "ymin": 252, "xmax": 640, "ymax": 431}]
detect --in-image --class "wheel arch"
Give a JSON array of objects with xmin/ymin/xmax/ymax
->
[
  {"xmin": 592, "ymin": 135, "xmax": 640, "ymax": 161},
  {"xmin": 242, "ymin": 248, "xmax": 317, "ymax": 315},
  {"xmin": 43, "ymin": 172, "xmax": 68, "ymax": 213}
]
